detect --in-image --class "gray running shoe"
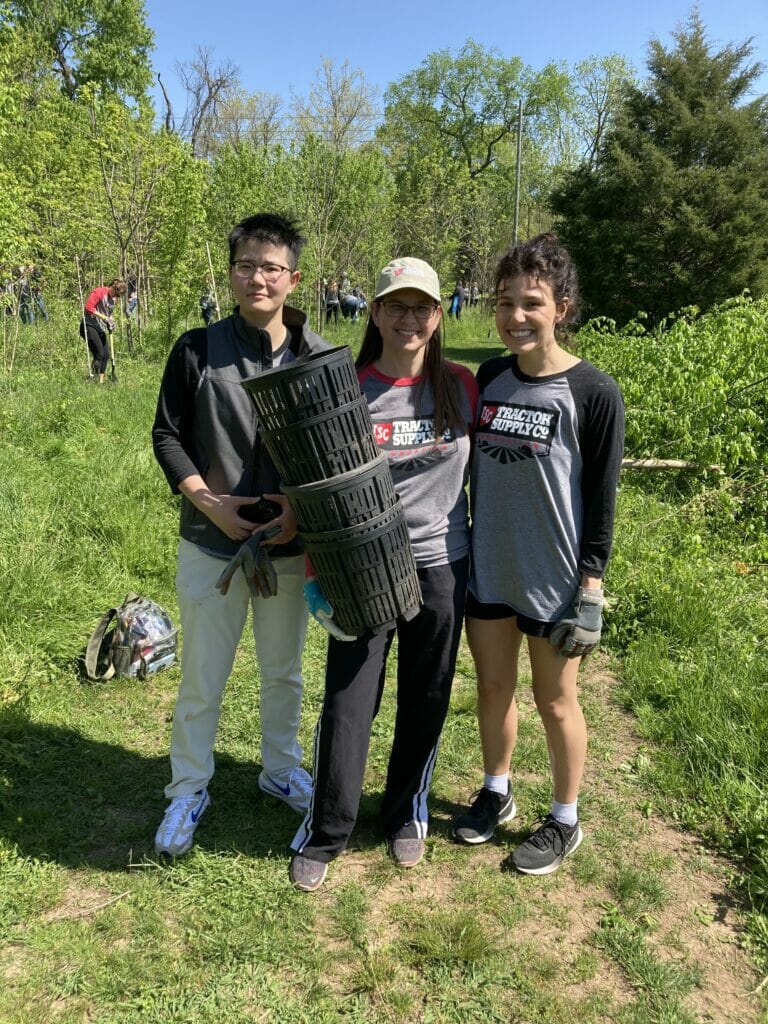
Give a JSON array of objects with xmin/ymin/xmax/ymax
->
[
  {"xmin": 452, "ymin": 786, "xmax": 517, "ymax": 844},
  {"xmin": 388, "ymin": 835, "xmax": 425, "ymax": 868},
  {"xmin": 508, "ymin": 815, "xmax": 583, "ymax": 875},
  {"xmin": 289, "ymin": 854, "xmax": 328, "ymax": 892}
]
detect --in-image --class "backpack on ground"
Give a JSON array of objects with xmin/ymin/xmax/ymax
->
[{"xmin": 84, "ymin": 592, "xmax": 178, "ymax": 681}]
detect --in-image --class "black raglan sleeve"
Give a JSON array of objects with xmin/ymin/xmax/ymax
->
[
  {"xmin": 475, "ymin": 355, "xmax": 514, "ymax": 399},
  {"xmin": 152, "ymin": 329, "xmax": 207, "ymax": 493},
  {"xmin": 573, "ymin": 365, "xmax": 625, "ymax": 577}
]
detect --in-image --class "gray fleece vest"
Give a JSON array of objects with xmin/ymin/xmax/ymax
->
[{"xmin": 180, "ymin": 314, "xmax": 328, "ymax": 558}]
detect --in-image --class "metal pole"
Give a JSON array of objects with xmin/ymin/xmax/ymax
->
[
  {"xmin": 205, "ymin": 242, "xmax": 221, "ymax": 320},
  {"xmin": 513, "ymin": 99, "xmax": 523, "ymax": 244}
]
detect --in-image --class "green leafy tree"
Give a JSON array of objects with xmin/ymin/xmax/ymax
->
[
  {"xmin": 0, "ymin": 9, "xmax": 31, "ymax": 263},
  {"xmin": 380, "ymin": 41, "xmax": 572, "ymax": 276},
  {"xmin": 570, "ymin": 55, "xmax": 636, "ymax": 169},
  {"xmin": 292, "ymin": 58, "xmax": 379, "ymax": 150},
  {"xmin": 551, "ymin": 13, "xmax": 768, "ymax": 323},
  {"xmin": 7, "ymin": 0, "xmax": 153, "ymax": 102}
]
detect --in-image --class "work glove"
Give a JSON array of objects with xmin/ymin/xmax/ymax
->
[
  {"xmin": 548, "ymin": 587, "xmax": 604, "ymax": 659},
  {"xmin": 105, "ymin": 316, "xmax": 116, "ymax": 333},
  {"xmin": 303, "ymin": 577, "xmax": 356, "ymax": 642},
  {"xmin": 215, "ymin": 526, "xmax": 280, "ymax": 600}
]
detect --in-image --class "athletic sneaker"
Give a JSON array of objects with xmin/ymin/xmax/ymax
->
[
  {"xmin": 289, "ymin": 854, "xmax": 328, "ymax": 892},
  {"xmin": 154, "ymin": 789, "xmax": 210, "ymax": 857},
  {"xmin": 452, "ymin": 786, "xmax": 517, "ymax": 844},
  {"xmin": 508, "ymin": 815, "xmax": 583, "ymax": 875},
  {"xmin": 258, "ymin": 767, "xmax": 313, "ymax": 813},
  {"xmin": 387, "ymin": 835, "xmax": 425, "ymax": 868}
]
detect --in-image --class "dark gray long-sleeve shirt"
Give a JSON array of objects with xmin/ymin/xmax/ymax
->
[{"xmin": 152, "ymin": 306, "xmax": 330, "ymax": 559}]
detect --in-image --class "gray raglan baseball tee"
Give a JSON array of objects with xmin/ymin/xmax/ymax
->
[
  {"xmin": 358, "ymin": 362, "xmax": 478, "ymax": 568},
  {"xmin": 469, "ymin": 354, "xmax": 624, "ymax": 622}
]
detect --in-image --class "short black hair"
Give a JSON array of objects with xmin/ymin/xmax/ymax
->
[{"xmin": 228, "ymin": 213, "xmax": 306, "ymax": 269}]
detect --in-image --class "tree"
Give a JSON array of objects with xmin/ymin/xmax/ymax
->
[
  {"xmin": 382, "ymin": 41, "xmax": 570, "ymax": 180},
  {"xmin": 571, "ymin": 55, "xmax": 636, "ymax": 169},
  {"xmin": 7, "ymin": 0, "xmax": 153, "ymax": 102},
  {"xmin": 214, "ymin": 88, "xmax": 285, "ymax": 152},
  {"xmin": 551, "ymin": 13, "xmax": 768, "ymax": 323},
  {"xmin": 176, "ymin": 46, "xmax": 239, "ymax": 158},
  {"xmin": 292, "ymin": 58, "xmax": 379, "ymax": 150},
  {"xmin": 380, "ymin": 41, "xmax": 572, "ymax": 276}
]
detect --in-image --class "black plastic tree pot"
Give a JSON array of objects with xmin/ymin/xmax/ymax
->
[
  {"xmin": 301, "ymin": 498, "xmax": 422, "ymax": 636},
  {"xmin": 281, "ymin": 454, "xmax": 396, "ymax": 532},
  {"xmin": 243, "ymin": 346, "xmax": 363, "ymax": 430}
]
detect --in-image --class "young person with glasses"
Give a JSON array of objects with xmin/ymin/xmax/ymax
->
[
  {"xmin": 152, "ymin": 213, "xmax": 331, "ymax": 857},
  {"xmin": 289, "ymin": 257, "xmax": 478, "ymax": 891}
]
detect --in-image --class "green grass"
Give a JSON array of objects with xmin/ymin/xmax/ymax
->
[{"xmin": 1, "ymin": 309, "xmax": 766, "ymax": 1022}]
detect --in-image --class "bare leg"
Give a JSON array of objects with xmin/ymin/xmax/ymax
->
[
  {"xmin": 527, "ymin": 638, "xmax": 586, "ymax": 803},
  {"xmin": 466, "ymin": 616, "xmax": 523, "ymax": 775}
]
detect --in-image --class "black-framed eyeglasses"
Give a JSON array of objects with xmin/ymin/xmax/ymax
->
[
  {"xmin": 230, "ymin": 261, "xmax": 292, "ymax": 282},
  {"xmin": 380, "ymin": 300, "xmax": 438, "ymax": 320}
]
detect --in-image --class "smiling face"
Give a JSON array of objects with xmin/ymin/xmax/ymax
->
[
  {"xmin": 229, "ymin": 239, "xmax": 300, "ymax": 327},
  {"xmin": 370, "ymin": 287, "xmax": 442, "ymax": 373},
  {"xmin": 495, "ymin": 274, "xmax": 569, "ymax": 358}
]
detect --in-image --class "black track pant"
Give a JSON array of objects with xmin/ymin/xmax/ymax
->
[
  {"xmin": 80, "ymin": 317, "xmax": 109, "ymax": 374},
  {"xmin": 291, "ymin": 556, "xmax": 469, "ymax": 863}
]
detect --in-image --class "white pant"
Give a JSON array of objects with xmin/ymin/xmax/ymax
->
[{"xmin": 166, "ymin": 538, "xmax": 308, "ymax": 799}]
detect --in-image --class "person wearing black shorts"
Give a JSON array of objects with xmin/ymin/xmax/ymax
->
[{"xmin": 452, "ymin": 234, "xmax": 624, "ymax": 875}]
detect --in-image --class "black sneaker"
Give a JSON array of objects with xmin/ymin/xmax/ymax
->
[
  {"xmin": 452, "ymin": 786, "xmax": 517, "ymax": 845},
  {"xmin": 508, "ymin": 815, "xmax": 583, "ymax": 875}
]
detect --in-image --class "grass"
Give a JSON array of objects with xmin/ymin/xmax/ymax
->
[{"xmin": 0, "ymin": 307, "xmax": 766, "ymax": 1022}]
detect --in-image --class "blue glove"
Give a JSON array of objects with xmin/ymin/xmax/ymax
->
[
  {"xmin": 303, "ymin": 578, "xmax": 356, "ymax": 641},
  {"xmin": 548, "ymin": 587, "xmax": 603, "ymax": 659}
]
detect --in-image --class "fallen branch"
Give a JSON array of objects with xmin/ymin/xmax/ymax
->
[
  {"xmin": 621, "ymin": 458, "xmax": 722, "ymax": 473},
  {"xmin": 71, "ymin": 891, "xmax": 130, "ymax": 919}
]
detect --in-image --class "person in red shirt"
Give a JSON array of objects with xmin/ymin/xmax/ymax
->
[{"xmin": 80, "ymin": 279, "xmax": 126, "ymax": 383}]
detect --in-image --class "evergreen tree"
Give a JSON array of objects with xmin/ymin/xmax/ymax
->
[{"xmin": 551, "ymin": 13, "xmax": 768, "ymax": 323}]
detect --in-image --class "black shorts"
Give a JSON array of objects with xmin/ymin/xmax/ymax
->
[{"xmin": 465, "ymin": 591, "xmax": 553, "ymax": 638}]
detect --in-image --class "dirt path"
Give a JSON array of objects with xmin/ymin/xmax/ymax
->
[{"xmin": 311, "ymin": 659, "xmax": 765, "ymax": 1023}]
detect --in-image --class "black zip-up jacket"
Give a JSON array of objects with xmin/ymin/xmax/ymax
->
[{"xmin": 152, "ymin": 306, "xmax": 331, "ymax": 559}]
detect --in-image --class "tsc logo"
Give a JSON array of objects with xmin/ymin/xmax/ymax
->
[
  {"xmin": 374, "ymin": 422, "xmax": 393, "ymax": 444},
  {"xmin": 479, "ymin": 403, "xmax": 498, "ymax": 427}
]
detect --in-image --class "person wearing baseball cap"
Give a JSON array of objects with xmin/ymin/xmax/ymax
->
[{"xmin": 290, "ymin": 257, "xmax": 478, "ymax": 891}]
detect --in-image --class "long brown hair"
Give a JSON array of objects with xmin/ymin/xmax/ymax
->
[{"xmin": 356, "ymin": 304, "xmax": 465, "ymax": 436}]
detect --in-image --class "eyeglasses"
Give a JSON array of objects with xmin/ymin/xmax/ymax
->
[
  {"xmin": 230, "ymin": 261, "xmax": 292, "ymax": 281},
  {"xmin": 380, "ymin": 301, "xmax": 438, "ymax": 320}
]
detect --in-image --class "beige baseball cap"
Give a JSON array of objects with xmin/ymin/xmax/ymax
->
[{"xmin": 373, "ymin": 257, "xmax": 441, "ymax": 303}]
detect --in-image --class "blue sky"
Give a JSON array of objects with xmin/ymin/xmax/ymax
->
[{"xmin": 145, "ymin": 0, "xmax": 768, "ymax": 120}]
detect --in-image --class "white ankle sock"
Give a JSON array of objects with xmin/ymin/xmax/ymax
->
[
  {"xmin": 483, "ymin": 773, "xmax": 509, "ymax": 797},
  {"xmin": 551, "ymin": 799, "xmax": 578, "ymax": 826}
]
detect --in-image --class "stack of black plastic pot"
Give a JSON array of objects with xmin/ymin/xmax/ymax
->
[{"xmin": 242, "ymin": 346, "xmax": 422, "ymax": 637}]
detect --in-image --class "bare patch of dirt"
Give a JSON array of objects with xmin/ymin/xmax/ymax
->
[
  {"xmin": 307, "ymin": 657, "xmax": 765, "ymax": 1022},
  {"xmin": 42, "ymin": 876, "xmax": 121, "ymax": 922}
]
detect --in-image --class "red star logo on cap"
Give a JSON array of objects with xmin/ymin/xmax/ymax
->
[{"xmin": 394, "ymin": 267, "xmax": 404, "ymax": 276}]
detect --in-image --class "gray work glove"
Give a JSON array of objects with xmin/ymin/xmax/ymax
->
[
  {"xmin": 549, "ymin": 587, "xmax": 604, "ymax": 659},
  {"xmin": 215, "ymin": 526, "xmax": 281, "ymax": 599}
]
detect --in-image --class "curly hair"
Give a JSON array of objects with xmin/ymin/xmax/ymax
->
[{"xmin": 494, "ymin": 233, "xmax": 581, "ymax": 325}]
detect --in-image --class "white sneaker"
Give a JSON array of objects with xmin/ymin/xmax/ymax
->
[
  {"xmin": 154, "ymin": 789, "xmax": 210, "ymax": 857},
  {"xmin": 258, "ymin": 767, "xmax": 313, "ymax": 813}
]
